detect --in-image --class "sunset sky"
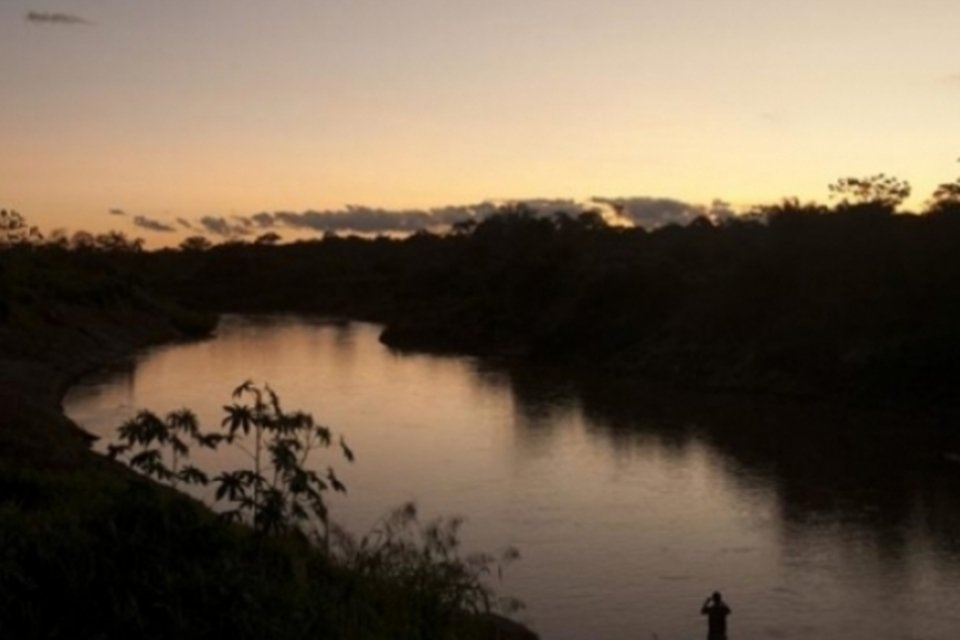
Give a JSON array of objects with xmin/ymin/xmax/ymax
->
[{"xmin": 2, "ymin": 1, "xmax": 959, "ymax": 244}]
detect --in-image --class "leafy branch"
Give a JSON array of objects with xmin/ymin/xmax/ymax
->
[
  {"xmin": 108, "ymin": 409, "xmax": 219, "ymax": 489},
  {"xmin": 109, "ymin": 381, "xmax": 353, "ymax": 539},
  {"xmin": 107, "ymin": 382, "xmax": 522, "ymax": 622}
]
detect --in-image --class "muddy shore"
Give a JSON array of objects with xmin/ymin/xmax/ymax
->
[
  {"xmin": 0, "ymin": 306, "xmax": 210, "ymax": 473},
  {"xmin": 0, "ymin": 307, "xmax": 538, "ymax": 640}
]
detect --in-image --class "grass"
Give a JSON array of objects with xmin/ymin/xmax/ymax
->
[
  {"xmin": 0, "ymin": 245, "xmax": 531, "ymax": 640},
  {"xmin": 0, "ymin": 461, "xmax": 521, "ymax": 640}
]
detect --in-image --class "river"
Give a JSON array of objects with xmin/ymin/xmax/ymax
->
[{"xmin": 63, "ymin": 314, "xmax": 960, "ymax": 640}]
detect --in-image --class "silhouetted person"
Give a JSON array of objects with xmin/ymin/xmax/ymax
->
[{"xmin": 701, "ymin": 591, "xmax": 731, "ymax": 639}]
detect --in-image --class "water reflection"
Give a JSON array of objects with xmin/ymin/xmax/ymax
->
[
  {"xmin": 64, "ymin": 315, "xmax": 960, "ymax": 640},
  {"xmin": 499, "ymin": 368, "xmax": 960, "ymax": 638},
  {"xmin": 533, "ymin": 370, "xmax": 960, "ymax": 553}
]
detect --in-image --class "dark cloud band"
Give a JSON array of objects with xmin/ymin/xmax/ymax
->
[
  {"xmin": 246, "ymin": 198, "xmax": 729, "ymax": 235},
  {"xmin": 123, "ymin": 197, "xmax": 732, "ymax": 237},
  {"xmin": 591, "ymin": 197, "xmax": 734, "ymax": 228},
  {"xmin": 26, "ymin": 11, "xmax": 91, "ymax": 25},
  {"xmin": 133, "ymin": 215, "xmax": 175, "ymax": 233}
]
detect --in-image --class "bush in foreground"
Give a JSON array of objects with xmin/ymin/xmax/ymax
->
[{"xmin": 48, "ymin": 381, "xmax": 524, "ymax": 640}]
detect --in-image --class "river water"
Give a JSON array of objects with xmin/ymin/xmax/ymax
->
[{"xmin": 63, "ymin": 315, "xmax": 960, "ymax": 640}]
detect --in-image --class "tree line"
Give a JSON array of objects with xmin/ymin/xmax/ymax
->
[{"xmin": 5, "ymin": 170, "xmax": 960, "ymax": 403}]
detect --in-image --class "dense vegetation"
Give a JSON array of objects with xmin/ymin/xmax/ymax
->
[
  {"xmin": 122, "ymin": 172, "xmax": 960, "ymax": 405},
  {"xmin": 3, "ymin": 169, "xmax": 960, "ymax": 636},
  {"xmin": 0, "ymin": 231, "xmax": 528, "ymax": 640}
]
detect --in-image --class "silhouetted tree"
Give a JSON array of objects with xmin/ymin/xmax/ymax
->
[
  {"xmin": 180, "ymin": 235, "xmax": 213, "ymax": 252},
  {"xmin": 44, "ymin": 228, "xmax": 70, "ymax": 249},
  {"xmin": 94, "ymin": 231, "xmax": 144, "ymax": 252},
  {"xmin": 70, "ymin": 230, "xmax": 96, "ymax": 250},
  {"xmin": 56, "ymin": 168, "xmax": 960, "ymax": 403},
  {"xmin": 686, "ymin": 215, "xmax": 716, "ymax": 229},
  {"xmin": 759, "ymin": 198, "xmax": 827, "ymax": 226},
  {"xmin": 828, "ymin": 173, "xmax": 911, "ymax": 210},
  {"xmin": 0, "ymin": 210, "xmax": 42, "ymax": 246},
  {"xmin": 450, "ymin": 219, "xmax": 478, "ymax": 235},
  {"xmin": 926, "ymin": 173, "xmax": 960, "ymax": 217},
  {"xmin": 576, "ymin": 210, "xmax": 607, "ymax": 231},
  {"xmin": 254, "ymin": 231, "xmax": 282, "ymax": 246}
]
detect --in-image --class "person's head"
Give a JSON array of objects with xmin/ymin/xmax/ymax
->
[{"xmin": 712, "ymin": 591, "xmax": 723, "ymax": 604}]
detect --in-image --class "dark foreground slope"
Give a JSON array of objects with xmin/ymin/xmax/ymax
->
[
  {"xmin": 0, "ymin": 246, "xmax": 535, "ymax": 640},
  {"xmin": 140, "ymin": 204, "xmax": 960, "ymax": 408}
]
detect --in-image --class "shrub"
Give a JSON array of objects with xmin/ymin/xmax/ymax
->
[
  {"xmin": 109, "ymin": 381, "xmax": 353, "ymax": 540},
  {"xmin": 107, "ymin": 381, "xmax": 524, "ymax": 638}
]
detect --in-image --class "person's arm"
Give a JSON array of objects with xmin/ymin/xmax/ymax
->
[{"xmin": 701, "ymin": 598, "xmax": 711, "ymax": 614}]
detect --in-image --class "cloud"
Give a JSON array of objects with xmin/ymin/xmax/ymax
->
[
  {"xmin": 251, "ymin": 212, "xmax": 275, "ymax": 228},
  {"xmin": 199, "ymin": 216, "xmax": 253, "ymax": 238},
  {"xmin": 251, "ymin": 201, "xmax": 596, "ymax": 235},
  {"xmin": 26, "ymin": 11, "xmax": 91, "ymax": 25},
  {"xmin": 588, "ymin": 197, "xmax": 720, "ymax": 227},
  {"xmin": 273, "ymin": 207, "xmax": 444, "ymax": 234},
  {"xmin": 178, "ymin": 196, "xmax": 731, "ymax": 240},
  {"xmin": 100, "ymin": 197, "xmax": 734, "ymax": 241},
  {"xmin": 219, "ymin": 197, "xmax": 725, "ymax": 236},
  {"xmin": 133, "ymin": 215, "xmax": 175, "ymax": 233}
]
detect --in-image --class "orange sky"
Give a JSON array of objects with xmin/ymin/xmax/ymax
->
[{"xmin": 2, "ymin": 1, "xmax": 959, "ymax": 246}]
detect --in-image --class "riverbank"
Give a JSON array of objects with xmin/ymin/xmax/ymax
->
[
  {"xmin": 131, "ymin": 208, "xmax": 960, "ymax": 414},
  {"xmin": 0, "ymin": 301, "xmax": 214, "ymax": 469},
  {"xmin": 60, "ymin": 311, "xmax": 960, "ymax": 640},
  {"xmin": 0, "ymin": 297, "xmax": 536, "ymax": 639}
]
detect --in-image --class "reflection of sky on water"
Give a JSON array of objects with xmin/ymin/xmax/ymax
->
[{"xmin": 64, "ymin": 315, "xmax": 960, "ymax": 640}]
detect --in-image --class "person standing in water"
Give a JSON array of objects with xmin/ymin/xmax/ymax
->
[{"xmin": 701, "ymin": 591, "xmax": 732, "ymax": 639}]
